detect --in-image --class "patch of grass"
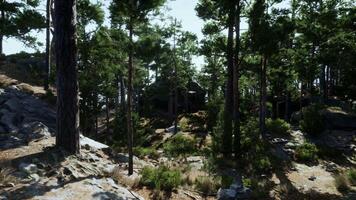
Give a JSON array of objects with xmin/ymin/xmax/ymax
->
[
  {"xmin": 295, "ymin": 142, "xmax": 318, "ymax": 162},
  {"xmin": 194, "ymin": 176, "xmax": 220, "ymax": 196},
  {"xmin": 335, "ymin": 173, "xmax": 350, "ymax": 192},
  {"xmin": 0, "ymin": 168, "xmax": 17, "ymax": 185},
  {"xmin": 163, "ymin": 134, "xmax": 196, "ymax": 158},
  {"xmin": 111, "ymin": 166, "xmax": 140, "ymax": 188},
  {"xmin": 266, "ymin": 118, "xmax": 291, "ymax": 136},
  {"xmin": 140, "ymin": 166, "xmax": 182, "ymax": 191},
  {"xmin": 133, "ymin": 147, "xmax": 159, "ymax": 160},
  {"xmin": 347, "ymin": 168, "xmax": 356, "ymax": 186}
]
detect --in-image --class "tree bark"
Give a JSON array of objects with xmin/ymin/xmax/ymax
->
[
  {"xmin": 106, "ymin": 97, "xmax": 110, "ymax": 134},
  {"xmin": 127, "ymin": 19, "xmax": 134, "ymax": 175},
  {"xmin": 54, "ymin": 0, "xmax": 80, "ymax": 154},
  {"xmin": 44, "ymin": 0, "xmax": 52, "ymax": 90},
  {"xmin": 259, "ymin": 54, "xmax": 267, "ymax": 138},
  {"xmin": 223, "ymin": 5, "xmax": 235, "ymax": 158},
  {"xmin": 233, "ymin": 1, "xmax": 241, "ymax": 161}
]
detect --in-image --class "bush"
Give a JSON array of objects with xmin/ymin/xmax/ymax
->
[
  {"xmin": 140, "ymin": 166, "xmax": 182, "ymax": 191},
  {"xmin": 300, "ymin": 104, "xmax": 325, "ymax": 135},
  {"xmin": 295, "ymin": 142, "xmax": 318, "ymax": 162},
  {"xmin": 133, "ymin": 147, "xmax": 159, "ymax": 160},
  {"xmin": 266, "ymin": 118, "xmax": 291, "ymax": 136},
  {"xmin": 163, "ymin": 134, "xmax": 196, "ymax": 158},
  {"xmin": 347, "ymin": 168, "xmax": 356, "ymax": 186},
  {"xmin": 178, "ymin": 117, "xmax": 190, "ymax": 132},
  {"xmin": 195, "ymin": 176, "xmax": 220, "ymax": 195},
  {"xmin": 254, "ymin": 156, "xmax": 272, "ymax": 173}
]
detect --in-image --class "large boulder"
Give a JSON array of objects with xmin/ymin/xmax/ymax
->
[{"xmin": 322, "ymin": 109, "xmax": 356, "ymax": 131}]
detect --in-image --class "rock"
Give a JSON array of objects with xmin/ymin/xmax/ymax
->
[
  {"xmin": 102, "ymin": 164, "xmax": 116, "ymax": 175},
  {"xmin": 20, "ymin": 122, "xmax": 52, "ymax": 139},
  {"xmin": 3, "ymin": 98, "xmax": 22, "ymax": 111},
  {"xmin": 308, "ymin": 175, "xmax": 316, "ymax": 181},
  {"xmin": 19, "ymin": 163, "xmax": 38, "ymax": 174},
  {"xmin": 165, "ymin": 125, "xmax": 180, "ymax": 133},
  {"xmin": 217, "ymin": 188, "xmax": 236, "ymax": 200},
  {"xmin": 29, "ymin": 174, "xmax": 40, "ymax": 182},
  {"xmin": 80, "ymin": 135, "xmax": 108, "ymax": 150},
  {"xmin": 324, "ymin": 163, "xmax": 338, "ymax": 172},
  {"xmin": 322, "ymin": 109, "xmax": 356, "ymax": 130},
  {"xmin": 271, "ymin": 138, "xmax": 288, "ymax": 144},
  {"xmin": 0, "ymin": 109, "xmax": 18, "ymax": 133}
]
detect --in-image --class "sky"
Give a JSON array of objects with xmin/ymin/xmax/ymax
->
[{"xmin": 3, "ymin": 0, "xmax": 289, "ymax": 70}]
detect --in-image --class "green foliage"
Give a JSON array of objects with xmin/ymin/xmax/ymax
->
[
  {"xmin": 140, "ymin": 166, "xmax": 181, "ymax": 191},
  {"xmin": 133, "ymin": 147, "xmax": 159, "ymax": 160},
  {"xmin": 347, "ymin": 168, "xmax": 356, "ymax": 186},
  {"xmin": 163, "ymin": 134, "xmax": 196, "ymax": 158},
  {"xmin": 295, "ymin": 142, "xmax": 318, "ymax": 162},
  {"xmin": 241, "ymin": 118, "xmax": 272, "ymax": 173},
  {"xmin": 266, "ymin": 118, "xmax": 291, "ymax": 136},
  {"xmin": 178, "ymin": 117, "xmax": 189, "ymax": 132},
  {"xmin": 300, "ymin": 104, "xmax": 325, "ymax": 135}
]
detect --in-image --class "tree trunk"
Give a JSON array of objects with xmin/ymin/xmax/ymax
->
[
  {"xmin": 54, "ymin": 0, "xmax": 80, "ymax": 154},
  {"xmin": 173, "ymin": 19, "xmax": 178, "ymax": 134},
  {"xmin": 223, "ymin": 6, "xmax": 235, "ymax": 158},
  {"xmin": 259, "ymin": 54, "xmax": 267, "ymax": 138},
  {"xmin": 106, "ymin": 97, "xmax": 110, "ymax": 134},
  {"xmin": 44, "ymin": 0, "xmax": 52, "ymax": 90},
  {"xmin": 233, "ymin": 1, "xmax": 241, "ymax": 161},
  {"xmin": 126, "ymin": 19, "xmax": 134, "ymax": 175},
  {"xmin": 0, "ymin": 10, "xmax": 4, "ymax": 55},
  {"xmin": 284, "ymin": 93, "xmax": 290, "ymax": 122}
]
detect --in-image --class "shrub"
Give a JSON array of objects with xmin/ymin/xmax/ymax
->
[
  {"xmin": 163, "ymin": 134, "xmax": 196, "ymax": 158},
  {"xmin": 178, "ymin": 117, "xmax": 190, "ymax": 132},
  {"xmin": 335, "ymin": 173, "xmax": 350, "ymax": 192},
  {"xmin": 300, "ymin": 104, "xmax": 325, "ymax": 135},
  {"xmin": 295, "ymin": 142, "xmax": 318, "ymax": 162},
  {"xmin": 266, "ymin": 118, "xmax": 291, "ymax": 136},
  {"xmin": 195, "ymin": 176, "xmax": 220, "ymax": 195},
  {"xmin": 140, "ymin": 166, "xmax": 181, "ymax": 191},
  {"xmin": 133, "ymin": 147, "xmax": 159, "ymax": 160},
  {"xmin": 254, "ymin": 156, "xmax": 272, "ymax": 173},
  {"xmin": 347, "ymin": 168, "xmax": 356, "ymax": 186}
]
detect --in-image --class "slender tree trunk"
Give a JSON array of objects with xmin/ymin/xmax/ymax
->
[
  {"xmin": 259, "ymin": 54, "xmax": 267, "ymax": 138},
  {"xmin": 284, "ymin": 92, "xmax": 290, "ymax": 122},
  {"xmin": 54, "ymin": 0, "xmax": 80, "ymax": 154},
  {"xmin": 173, "ymin": 19, "xmax": 178, "ymax": 134},
  {"xmin": 223, "ymin": 6, "xmax": 235, "ymax": 158},
  {"xmin": 44, "ymin": 0, "xmax": 52, "ymax": 90},
  {"xmin": 120, "ymin": 76, "xmax": 126, "ymax": 110},
  {"xmin": 233, "ymin": 1, "xmax": 241, "ymax": 161},
  {"xmin": 0, "ymin": 10, "xmax": 4, "ymax": 55},
  {"xmin": 106, "ymin": 97, "xmax": 110, "ymax": 134},
  {"xmin": 127, "ymin": 19, "xmax": 134, "ymax": 175}
]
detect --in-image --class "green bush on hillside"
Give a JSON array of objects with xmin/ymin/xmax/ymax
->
[
  {"xmin": 266, "ymin": 118, "xmax": 291, "ymax": 136},
  {"xmin": 140, "ymin": 166, "xmax": 181, "ymax": 191},
  {"xmin": 300, "ymin": 104, "xmax": 325, "ymax": 135},
  {"xmin": 295, "ymin": 142, "xmax": 318, "ymax": 162},
  {"xmin": 163, "ymin": 134, "xmax": 196, "ymax": 157}
]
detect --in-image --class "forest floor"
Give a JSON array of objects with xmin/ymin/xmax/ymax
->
[{"xmin": 0, "ymin": 71, "xmax": 355, "ymax": 200}]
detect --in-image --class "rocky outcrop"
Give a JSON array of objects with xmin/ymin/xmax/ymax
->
[{"xmin": 0, "ymin": 85, "xmax": 145, "ymax": 200}]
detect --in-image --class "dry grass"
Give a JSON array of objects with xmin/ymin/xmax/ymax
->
[
  {"xmin": 0, "ymin": 168, "xmax": 17, "ymax": 185},
  {"xmin": 111, "ymin": 166, "xmax": 140, "ymax": 188},
  {"xmin": 334, "ymin": 173, "xmax": 350, "ymax": 192}
]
